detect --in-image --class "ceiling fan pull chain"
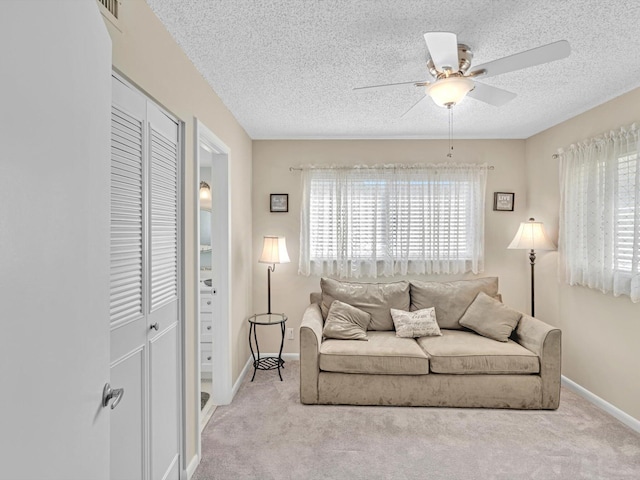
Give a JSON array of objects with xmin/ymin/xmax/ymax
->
[{"xmin": 447, "ymin": 107, "xmax": 454, "ymax": 158}]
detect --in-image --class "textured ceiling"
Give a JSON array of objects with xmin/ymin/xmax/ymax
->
[{"xmin": 146, "ymin": 0, "xmax": 640, "ymax": 139}]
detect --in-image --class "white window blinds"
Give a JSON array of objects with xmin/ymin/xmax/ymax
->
[
  {"xmin": 615, "ymin": 150, "xmax": 639, "ymax": 274},
  {"xmin": 559, "ymin": 123, "xmax": 640, "ymax": 302},
  {"xmin": 299, "ymin": 164, "xmax": 488, "ymax": 278}
]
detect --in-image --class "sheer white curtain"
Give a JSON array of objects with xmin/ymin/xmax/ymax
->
[
  {"xmin": 299, "ymin": 164, "xmax": 488, "ymax": 279},
  {"xmin": 558, "ymin": 123, "xmax": 640, "ymax": 302}
]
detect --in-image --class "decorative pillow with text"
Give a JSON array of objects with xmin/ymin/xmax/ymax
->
[{"xmin": 390, "ymin": 307, "xmax": 442, "ymax": 338}]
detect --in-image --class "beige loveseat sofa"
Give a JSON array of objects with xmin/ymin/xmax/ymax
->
[{"xmin": 300, "ymin": 278, "xmax": 561, "ymax": 409}]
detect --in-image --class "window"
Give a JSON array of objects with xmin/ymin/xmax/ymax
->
[
  {"xmin": 615, "ymin": 151, "xmax": 639, "ymax": 273},
  {"xmin": 299, "ymin": 164, "xmax": 488, "ymax": 278},
  {"xmin": 559, "ymin": 123, "xmax": 640, "ymax": 302}
]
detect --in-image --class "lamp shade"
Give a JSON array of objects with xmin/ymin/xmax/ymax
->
[
  {"xmin": 258, "ymin": 236, "xmax": 290, "ymax": 264},
  {"xmin": 426, "ymin": 76, "xmax": 474, "ymax": 108},
  {"xmin": 508, "ymin": 218, "xmax": 556, "ymax": 251},
  {"xmin": 199, "ymin": 181, "xmax": 212, "ymax": 210}
]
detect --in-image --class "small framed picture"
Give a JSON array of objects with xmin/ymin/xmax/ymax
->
[
  {"xmin": 493, "ymin": 192, "xmax": 515, "ymax": 211},
  {"xmin": 270, "ymin": 193, "xmax": 289, "ymax": 213}
]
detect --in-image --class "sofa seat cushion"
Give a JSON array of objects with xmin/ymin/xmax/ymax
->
[
  {"xmin": 417, "ymin": 329, "xmax": 539, "ymax": 375},
  {"xmin": 320, "ymin": 331, "xmax": 429, "ymax": 375}
]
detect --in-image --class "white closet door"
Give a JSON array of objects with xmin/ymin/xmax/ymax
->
[
  {"xmin": 110, "ymin": 75, "xmax": 181, "ymax": 480},
  {"xmin": 147, "ymin": 103, "xmax": 181, "ymax": 480},
  {"xmin": 110, "ymin": 76, "xmax": 148, "ymax": 480}
]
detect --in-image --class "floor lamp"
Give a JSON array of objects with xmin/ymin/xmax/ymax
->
[
  {"xmin": 258, "ymin": 236, "xmax": 290, "ymax": 314},
  {"xmin": 507, "ymin": 218, "xmax": 556, "ymax": 317}
]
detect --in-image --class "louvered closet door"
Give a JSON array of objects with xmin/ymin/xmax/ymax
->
[
  {"xmin": 109, "ymin": 75, "xmax": 181, "ymax": 480},
  {"xmin": 110, "ymin": 77, "xmax": 148, "ymax": 480},
  {"xmin": 147, "ymin": 103, "xmax": 181, "ymax": 480}
]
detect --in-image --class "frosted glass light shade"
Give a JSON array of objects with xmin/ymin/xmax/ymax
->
[
  {"xmin": 508, "ymin": 218, "xmax": 556, "ymax": 251},
  {"xmin": 426, "ymin": 77, "xmax": 474, "ymax": 108},
  {"xmin": 258, "ymin": 236, "xmax": 290, "ymax": 264},
  {"xmin": 199, "ymin": 181, "xmax": 212, "ymax": 210}
]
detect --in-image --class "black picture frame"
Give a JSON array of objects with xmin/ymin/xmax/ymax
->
[
  {"xmin": 493, "ymin": 192, "xmax": 515, "ymax": 211},
  {"xmin": 270, "ymin": 193, "xmax": 288, "ymax": 213}
]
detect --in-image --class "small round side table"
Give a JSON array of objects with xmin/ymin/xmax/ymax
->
[{"xmin": 248, "ymin": 313, "xmax": 287, "ymax": 381}]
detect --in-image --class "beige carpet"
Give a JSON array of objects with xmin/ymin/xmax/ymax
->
[{"xmin": 194, "ymin": 361, "xmax": 640, "ymax": 480}]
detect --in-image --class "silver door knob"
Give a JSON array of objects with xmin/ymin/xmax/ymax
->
[
  {"xmin": 150, "ymin": 322, "xmax": 159, "ymax": 331},
  {"xmin": 207, "ymin": 356, "xmax": 212, "ymax": 361},
  {"xmin": 102, "ymin": 383, "xmax": 124, "ymax": 410},
  {"xmin": 206, "ymin": 300, "xmax": 211, "ymax": 305},
  {"xmin": 206, "ymin": 325, "xmax": 212, "ymax": 330}
]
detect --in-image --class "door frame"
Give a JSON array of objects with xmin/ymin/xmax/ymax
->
[{"xmin": 193, "ymin": 118, "xmax": 232, "ymax": 458}]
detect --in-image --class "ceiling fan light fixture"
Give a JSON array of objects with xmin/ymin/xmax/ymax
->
[{"xmin": 426, "ymin": 76, "xmax": 474, "ymax": 108}]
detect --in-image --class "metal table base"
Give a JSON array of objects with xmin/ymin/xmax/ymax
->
[{"xmin": 248, "ymin": 313, "xmax": 287, "ymax": 381}]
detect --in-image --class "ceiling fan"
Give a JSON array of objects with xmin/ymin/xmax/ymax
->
[{"xmin": 354, "ymin": 32, "xmax": 571, "ymax": 116}]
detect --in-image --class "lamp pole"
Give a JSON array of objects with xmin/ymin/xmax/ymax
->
[
  {"xmin": 266, "ymin": 265, "xmax": 274, "ymax": 314},
  {"xmin": 529, "ymin": 249, "xmax": 536, "ymax": 317}
]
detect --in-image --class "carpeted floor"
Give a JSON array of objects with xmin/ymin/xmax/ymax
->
[{"xmin": 194, "ymin": 361, "xmax": 640, "ymax": 480}]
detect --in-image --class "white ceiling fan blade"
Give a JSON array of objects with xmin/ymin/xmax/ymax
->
[
  {"xmin": 467, "ymin": 81, "xmax": 517, "ymax": 107},
  {"xmin": 470, "ymin": 40, "xmax": 570, "ymax": 79},
  {"xmin": 400, "ymin": 96, "xmax": 428, "ymax": 118},
  {"xmin": 353, "ymin": 80, "xmax": 427, "ymax": 92},
  {"xmin": 424, "ymin": 32, "xmax": 459, "ymax": 72}
]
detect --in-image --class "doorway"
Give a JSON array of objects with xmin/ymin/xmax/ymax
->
[{"xmin": 194, "ymin": 120, "xmax": 232, "ymax": 442}]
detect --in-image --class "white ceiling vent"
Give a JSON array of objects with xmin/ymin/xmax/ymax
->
[{"xmin": 97, "ymin": 0, "xmax": 119, "ymax": 21}]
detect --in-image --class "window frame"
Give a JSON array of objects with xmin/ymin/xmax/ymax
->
[{"xmin": 299, "ymin": 165, "xmax": 488, "ymax": 278}]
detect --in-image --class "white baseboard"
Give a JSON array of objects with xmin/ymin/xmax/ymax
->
[
  {"xmin": 185, "ymin": 453, "xmax": 199, "ymax": 480},
  {"xmin": 561, "ymin": 375, "xmax": 640, "ymax": 434},
  {"xmin": 232, "ymin": 357, "xmax": 253, "ymax": 399}
]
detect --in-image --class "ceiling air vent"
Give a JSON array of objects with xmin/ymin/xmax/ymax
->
[{"xmin": 97, "ymin": 0, "xmax": 118, "ymax": 20}]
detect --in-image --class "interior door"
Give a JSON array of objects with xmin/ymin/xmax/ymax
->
[
  {"xmin": 109, "ymin": 75, "xmax": 181, "ymax": 480},
  {"xmin": 110, "ymin": 76, "xmax": 148, "ymax": 480},
  {"xmin": 0, "ymin": 1, "xmax": 112, "ymax": 479},
  {"xmin": 147, "ymin": 98, "xmax": 181, "ymax": 480}
]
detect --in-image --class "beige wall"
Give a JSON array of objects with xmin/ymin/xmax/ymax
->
[
  {"xmin": 103, "ymin": 0, "xmax": 253, "ymax": 466},
  {"xmin": 525, "ymin": 87, "xmax": 640, "ymax": 421},
  {"xmin": 252, "ymin": 139, "xmax": 531, "ymax": 353},
  {"xmin": 99, "ymin": 2, "xmax": 640, "ymax": 463}
]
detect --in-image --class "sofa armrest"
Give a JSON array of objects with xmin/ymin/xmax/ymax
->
[
  {"xmin": 300, "ymin": 303, "xmax": 323, "ymax": 404},
  {"xmin": 513, "ymin": 315, "xmax": 562, "ymax": 409}
]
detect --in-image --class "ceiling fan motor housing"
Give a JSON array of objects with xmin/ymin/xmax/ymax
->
[{"xmin": 427, "ymin": 44, "xmax": 474, "ymax": 78}]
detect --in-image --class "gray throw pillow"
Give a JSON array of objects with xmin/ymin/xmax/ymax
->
[
  {"xmin": 390, "ymin": 307, "xmax": 442, "ymax": 338},
  {"xmin": 320, "ymin": 278, "xmax": 410, "ymax": 331},
  {"xmin": 459, "ymin": 292, "xmax": 522, "ymax": 342},
  {"xmin": 409, "ymin": 277, "xmax": 499, "ymax": 329},
  {"xmin": 323, "ymin": 300, "xmax": 372, "ymax": 341}
]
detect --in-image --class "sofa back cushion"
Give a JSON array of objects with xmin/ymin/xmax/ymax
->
[
  {"xmin": 320, "ymin": 278, "xmax": 410, "ymax": 331},
  {"xmin": 310, "ymin": 292, "xmax": 322, "ymax": 304},
  {"xmin": 409, "ymin": 277, "xmax": 499, "ymax": 329}
]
